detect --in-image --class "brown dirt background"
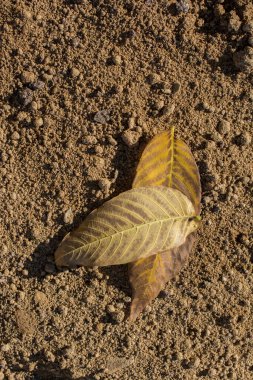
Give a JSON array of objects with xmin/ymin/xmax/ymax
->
[{"xmin": 0, "ymin": 0, "xmax": 253, "ymax": 379}]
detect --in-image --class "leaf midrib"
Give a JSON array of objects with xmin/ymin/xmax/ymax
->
[{"xmin": 65, "ymin": 214, "xmax": 195, "ymax": 255}]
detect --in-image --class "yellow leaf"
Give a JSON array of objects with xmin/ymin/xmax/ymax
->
[{"xmin": 133, "ymin": 127, "xmax": 201, "ymax": 214}]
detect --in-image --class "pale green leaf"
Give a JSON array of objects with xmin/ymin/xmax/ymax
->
[{"xmin": 55, "ymin": 187, "xmax": 200, "ymax": 268}]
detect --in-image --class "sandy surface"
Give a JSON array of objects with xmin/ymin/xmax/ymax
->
[{"xmin": 0, "ymin": 1, "xmax": 253, "ymax": 379}]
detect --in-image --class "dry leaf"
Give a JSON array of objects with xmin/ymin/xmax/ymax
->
[
  {"xmin": 55, "ymin": 187, "xmax": 199, "ymax": 268},
  {"xmin": 129, "ymin": 128, "xmax": 201, "ymax": 321},
  {"xmin": 129, "ymin": 234, "xmax": 195, "ymax": 321},
  {"xmin": 133, "ymin": 127, "xmax": 201, "ymax": 213}
]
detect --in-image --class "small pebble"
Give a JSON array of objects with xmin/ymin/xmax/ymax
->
[
  {"xmin": 211, "ymin": 131, "xmax": 222, "ymax": 142},
  {"xmin": 1, "ymin": 344, "xmax": 10, "ymax": 352},
  {"xmin": 18, "ymin": 291, "xmax": 26, "ymax": 300},
  {"xmin": 45, "ymin": 350, "xmax": 55, "ymax": 362},
  {"xmin": 17, "ymin": 111, "xmax": 29, "ymax": 121},
  {"xmin": 11, "ymin": 131, "xmax": 20, "ymax": 140},
  {"xmin": 227, "ymin": 12, "xmax": 241, "ymax": 33},
  {"xmin": 34, "ymin": 290, "xmax": 48, "ymax": 304},
  {"xmin": 191, "ymin": 357, "xmax": 201, "ymax": 368},
  {"xmin": 107, "ymin": 136, "xmax": 117, "ymax": 146},
  {"xmin": 64, "ymin": 208, "xmax": 74, "ymax": 224},
  {"xmin": 2, "ymin": 245, "xmax": 8, "ymax": 254},
  {"xmin": 154, "ymin": 99, "xmax": 165, "ymax": 110},
  {"xmin": 63, "ymin": 346, "xmax": 75, "ymax": 359},
  {"xmin": 58, "ymin": 305, "xmax": 68, "ymax": 316},
  {"xmin": 121, "ymin": 130, "xmax": 141, "ymax": 147},
  {"xmin": 128, "ymin": 117, "xmax": 135, "ymax": 129},
  {"xmin": 147, "ymin": 73, "xmax": 161, "ymax": 85},
  {"xmin": 217, "ymin": 120, "xmax": 231, "ymax": 134},
  {"xmin": 202, "ymin": 102, "xmax": 215, "ymax": 112},
  {"xmin": 145, "ymin": 305, "xmax": 152, "ymax": 313},
  {"xmin": 71, "ymin": 67, "xmax": 80, "ymax": 78},
  {"xmin": 34, "ymin": 117, "xmax": 43, "ymax": 127},
  {"xmin": 96, "ymin": 323, "xmax": 104, "ymax": 332},
  {"xmin": 110, "ymin": 310, "xmax": 125, "ymax": 323},
  {"xmin": 84, "ymin": 135, "xmax": 98, "ymax": 145},
  {"xmin": 107, "ymin": 304, "xmax": 115, "ymax": 313},
  {"xmin": 98, "ymin": 178, "xmax": 111, "ymax": 193},
  {"xmin": 30, "ymin": 80, "xmax": 45, "ymax": 90},
  {"xmin": 23, "ymin": 9, "xmax": 32, "ymax": 19},
  {"xmin": 94, "ymin": 110, "xmax": 110, "ymax": 124},
  {"xmin": 10, "ymin": 283, "xmax": 17, "ymax": 291},
  {"xmin": 21, "ymin": 71, "xmax": 35, "ymax": 84},
  {"xmin": 172, "ymin": 82, "xmax": 181, "ymax": 94},
  {"xmin": 209, "ymin": 368, "xmax": 217, "ymax": 377},
  {"xmin": 163, "ymin": 87, "xmax": 171, "ymax": 95},
  {"xmin": 112, "ymin": 54, "xmax": 122, "ymax": 65},
  {"xmin": 234, "ymin": 132, "xmax": 251, "ymax": 146},
  {"xmin": 31, "ymin": 101, "xmax": 38, "ymax": 110},
  {"xmin": 214, "ymin": 4, "xmax": 225, "ymax": 17},
  {"xmin": 18, "ymin": 88, "xmax": 33, "ymax": 106},
  {"xmin": 115, "ymin": 84, "xmax": 123, "ymax": 93},
  {"xmin": 161, "ymin": 103, "xmax": 175, "ymax": 116},
  {"xmin": 43, "ymin": 73, "xmax": 53, "ymax": 81},
  {"xmin": 95, "ymin": 145, "xmax": 103, "ymax": 154},
  {"xmin": 176, "ymin": 0, "xmax": 190, "ymax": 13}
]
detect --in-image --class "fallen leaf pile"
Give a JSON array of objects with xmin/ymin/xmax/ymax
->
[{"xmin": 55, "ymin": 127, "xmax": 201, "ymax": 321}]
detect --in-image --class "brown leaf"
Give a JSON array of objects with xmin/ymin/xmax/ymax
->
[
  {"xmin": 129, "ymin": 128, "xmax": 201, "ymax": 320},
  {"xmin": 129, "ymin": 234, "xmax": 195, "ymax": 321}
]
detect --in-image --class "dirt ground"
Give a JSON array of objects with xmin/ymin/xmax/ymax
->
[{"xmin": 0, "ymin": 0, "xmax": 253, "ymax": 379}]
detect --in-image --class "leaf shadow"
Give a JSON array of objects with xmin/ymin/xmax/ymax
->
[
  {"xmin": 23, "ymin": 210, "xmax": 90, "ymax": 280},
  {"xmin": 99, "ymin": 264, "xmax": 131, "ymax": 297}
]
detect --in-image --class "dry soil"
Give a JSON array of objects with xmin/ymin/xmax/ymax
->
[{"xmin": 0, "ymin": 1, "xmax": 253, "ymax": 379}]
